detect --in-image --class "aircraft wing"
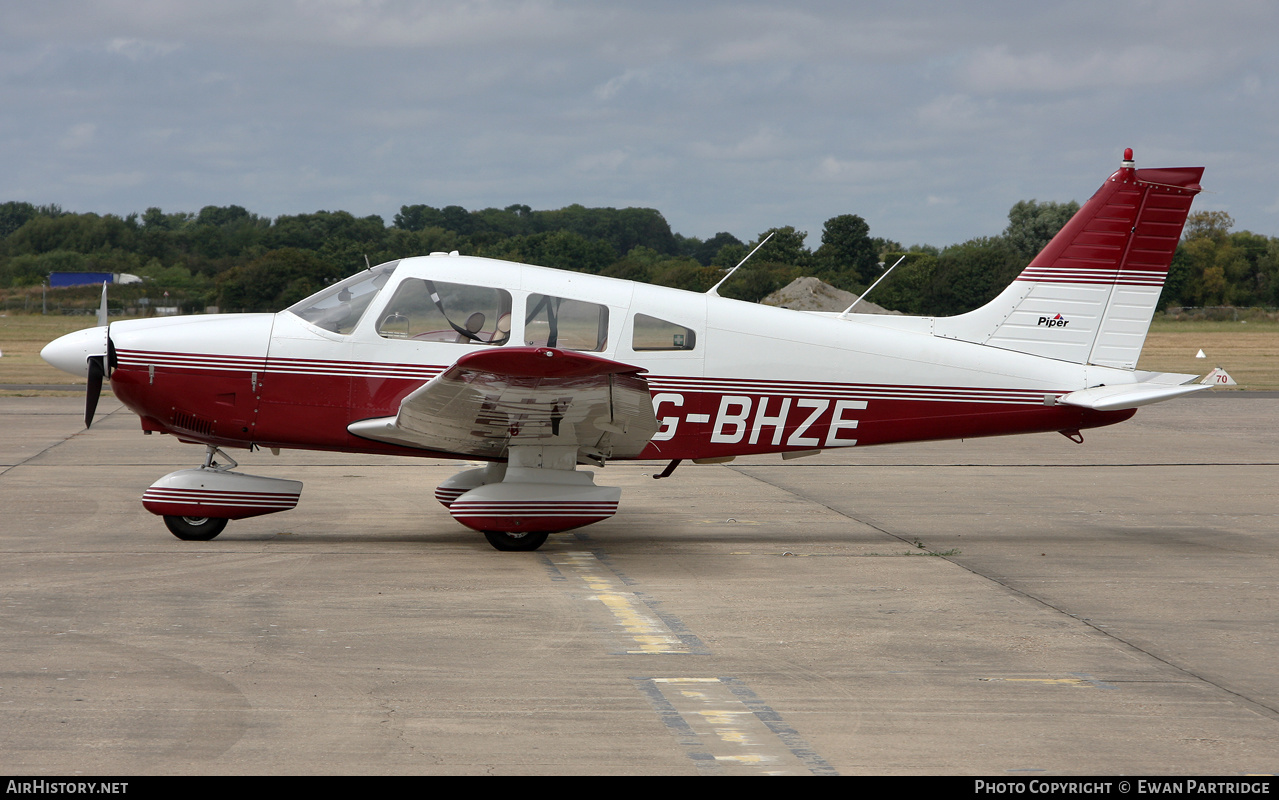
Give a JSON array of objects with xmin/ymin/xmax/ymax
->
[{"xmin": 347, "ymin": 347, "xmax": 659, "ymax": 461}]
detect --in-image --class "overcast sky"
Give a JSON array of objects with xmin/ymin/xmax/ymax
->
[{"xmin": 2, "ymin": 1, "xmax": 1276, "ymax": 250}]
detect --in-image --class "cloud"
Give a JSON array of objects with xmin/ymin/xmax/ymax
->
[
  {"xmin": 67, "ymin": 170, "xmax": 147, "ymax": 190},
  {"xmin": 815, "ymin": 156, "xmax": 898, "ymax": 185},
  {"xmin": 59, "ymin": 123, "xmax": 96, "ymax": 150},
  {"xmin": 3, "ymin": 3, "xmax": 1279, "ymax": 248},
  {"xmin": 2, "ymin": 0, "xmax": 579, "ymax": 50},
  {"xmin": 106, "ymin": 38, "xmax": 179, "ymax": 61},
  {"xmin": 575, "ymin": 149, "xmax": 629, "ymax": 174},
  {"xmin": 914, "ymin": 93, "xmax": 1001, "ymax": 134},
  {"xmin": 689, "ymin": 129, "xmax": 783, "ymax": 161},
  {"xmin": 960, "ymin": 44, "xmax": 1218, "ymax": 94},
  {"xmin": 594, "ymin": 70, "xmax": 648, "ymax": 101}
]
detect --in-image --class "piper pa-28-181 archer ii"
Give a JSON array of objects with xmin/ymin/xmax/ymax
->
[{"xmin": 42, "ymin": 150, "xmax": 1235, "ymax": 551}]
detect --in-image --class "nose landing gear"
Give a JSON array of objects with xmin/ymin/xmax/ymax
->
[
  {"xmin": 162, "ymin": 515, "xmax": 229, "ymax": 541},
  {"xmin": 143, "ymin": 446, "xmax": 303, "ymax": 541}
]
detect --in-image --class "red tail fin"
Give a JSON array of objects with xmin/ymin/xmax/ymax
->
[
  {"xmin": 1019, "ymin": 158, "xmax": 1203, "ymax": 287},
  {"xmin": 935, "ymin": 151, "xmax": 1203, "ymax": 369}
]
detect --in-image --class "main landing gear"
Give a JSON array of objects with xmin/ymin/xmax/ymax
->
[
  {"xmin": 482, "ymin": 531, "xmax": 551, "ymax": 552},
  {"xmin": 436, "ymin": 446, "xmax": 621, "ymax": 551}
]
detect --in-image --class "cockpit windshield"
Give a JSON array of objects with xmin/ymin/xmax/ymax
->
[{"xmin": 286, "ymin": 261, "xmax": 400, "ymax": 334}]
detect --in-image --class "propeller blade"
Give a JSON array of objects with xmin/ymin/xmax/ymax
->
[
  {"xmin": 85, "ymin": 356, "xmax": 104, "ymax": 428},
  {"xmin": 96, "ymin": 281, "xmax": 109, "ymax": 327}
]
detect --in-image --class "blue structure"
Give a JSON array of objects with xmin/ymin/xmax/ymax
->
[{"xmin": 49, "ymin": 272, "xmax": 115, "ymax": 288}]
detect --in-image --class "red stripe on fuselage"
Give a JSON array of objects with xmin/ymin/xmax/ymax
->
[{"xmin": 110, "ymin": 352, "xmax": 1133, "ymax": 459}]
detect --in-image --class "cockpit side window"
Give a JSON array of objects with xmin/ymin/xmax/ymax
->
[
  {"xmin": 632, "ymin": 314, "xmax": 697, "ymax": 351},
  {"xmin": 376, "ymin": 279, "xmax": 512, "ymax": 345},
  {"xmin": 287, "ymin": 261, "xmax": 399, "ymax": 335},
  {"xmin": 524, "ymin": 294, "xmax": 609, "ymax": 352}
]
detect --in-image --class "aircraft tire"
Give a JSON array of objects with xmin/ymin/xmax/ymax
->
[
  {"xmin": 163, "ymin": 515, "xmax": 228, "ymax": 541},
  {"xmin": 483, "ymin": 531, "xmax": 550, "ymax": 551}
]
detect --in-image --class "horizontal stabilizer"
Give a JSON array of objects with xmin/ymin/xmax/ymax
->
[{"xmin": 1057, "ymin": 373, "xmax": 1211, "ymax": 411}]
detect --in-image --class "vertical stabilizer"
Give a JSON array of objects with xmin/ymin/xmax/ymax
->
[{"xmin": 934, "ymin": 150, "xmax": 1203, "ymax": 369}]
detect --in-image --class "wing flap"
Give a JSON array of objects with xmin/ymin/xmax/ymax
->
[{"xmin": 348, "ymin": 347, "xmax": 659, "ymax": 459}]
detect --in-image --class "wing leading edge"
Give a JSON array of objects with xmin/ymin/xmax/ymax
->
[{"xmin": 347, "ymin": 347, "xmax": 659, "ymax": 461}]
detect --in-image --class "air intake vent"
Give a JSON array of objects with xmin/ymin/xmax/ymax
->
[{"xmin": 170, "ymin": 410, "xmax": 214, "ymax": 437}]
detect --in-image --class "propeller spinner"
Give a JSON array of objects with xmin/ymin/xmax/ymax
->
[{"xmin": 40, "ymin": 325, "xmax": 114, "ymax": 428}]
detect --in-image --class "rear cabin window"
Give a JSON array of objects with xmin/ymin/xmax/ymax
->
[
  {"xmin": 376, "ymin": 279, "xmax": 512, "ymax": 345},
  {"xmin": 632, "ymin": 314, "xmax": 697, "ymax": 351},
  {"xmin": 524, "ymin": 294, "xmax": 609, "ymax": 352}
]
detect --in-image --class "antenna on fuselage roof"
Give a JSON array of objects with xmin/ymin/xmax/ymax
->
[
  {"xmin": 841, "ymin": 254, "xmax": 905, "ymax": 318},
  {"xmin": 363, "ymin": 254, "xmax": 372, "ymax": 271},
  {"xmin": 707, "ymin": 231, "xmax": 775, "ymax": 297}
]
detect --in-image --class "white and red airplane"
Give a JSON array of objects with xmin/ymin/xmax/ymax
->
[{"xmin": 42, "ymin": 150, "xmax": 1232, "ymax": 551}]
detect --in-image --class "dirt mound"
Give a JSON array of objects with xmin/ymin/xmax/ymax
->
[{"xmin": 761, "ymin": 277, "xmax": 899, "ymax": 315}]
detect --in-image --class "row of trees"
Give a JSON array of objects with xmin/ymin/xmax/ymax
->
[{"xmin": 1, "ymin": 195, "xmax": 1276, "ymax": 316}]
